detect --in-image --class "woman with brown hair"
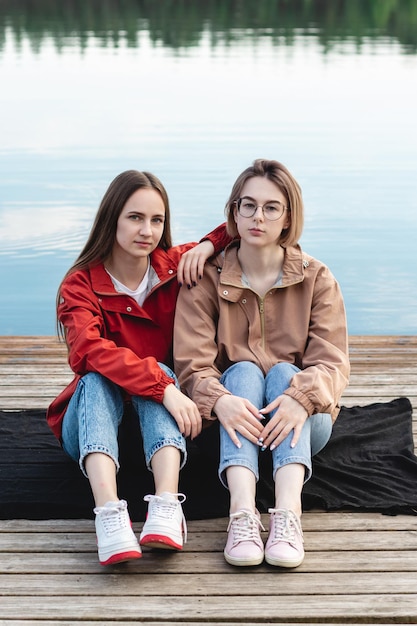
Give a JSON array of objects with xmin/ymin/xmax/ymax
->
[{"xmin": 47, "ymin": 169, "xmax": 230, "ymax": 566}]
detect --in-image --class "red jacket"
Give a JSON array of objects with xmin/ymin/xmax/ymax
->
[{"xmin": 47, "ymin": 226, "xmax": 229, "ymax": 440}]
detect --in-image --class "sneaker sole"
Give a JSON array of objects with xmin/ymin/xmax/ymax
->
[
  {"xmin": 224, "ymin": 551, "xmax": 264, "ymax": 567},
  {"xmin": 99, "ymin": 549, "xmax": 142, "ymax": 566},
  {"xmin": 140, "ymin": 533, "xmax": 183, "ymax": 550},
  {"xmin": 264, "ymin": 553, "xmax": 304, "ymax": 568}
]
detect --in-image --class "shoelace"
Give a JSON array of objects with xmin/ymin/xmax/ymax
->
[
  {"xmin": 94, "ymin": 500, "xmax": 129, "ymax": 535},
  {"xmin": 227, "ymin": 510, "xmax": 265, "ymax": 545},
  {"xmin": 143, "ymin": 493, "xmax": 187, "ymax": 542},
  {"xmin": 267, "ymin": 508, "xmax": 303, "ymax": 547}
]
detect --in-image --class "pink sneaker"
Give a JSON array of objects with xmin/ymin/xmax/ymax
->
[
  {"xmin": 265, "ymin": 508, "xmax": 304, "ymax": 568},
  {"xmin": 224, "ymin": 509, "xmax": 265, "ymax": 567}
]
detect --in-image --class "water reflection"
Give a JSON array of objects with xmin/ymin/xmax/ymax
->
[
  {"xmin": 1, "ymin": 0, "xmax": 416, "ymax": 54},
  {"xmin": 0, "ymin": 1, "xmax": 416, "ymax": 335}
]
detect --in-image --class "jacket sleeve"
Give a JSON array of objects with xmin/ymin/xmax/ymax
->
[
  {"xmin": 200, "ymin": 223, "xmax": 233, "ymax": 254},
  {"xmin": 174, "ymin": 266, "xmax": 231, "ymax": 420},
  {"xmin": 169, "ymin": 223, "xmax": 232, "ymax": 264},
  {"xmin": 283, "ymin": 265, "xmax": 350, "ymax": 420},
  {"xmin": 58, "ymin": 272, "xmax": 175, "ymax": 402}
]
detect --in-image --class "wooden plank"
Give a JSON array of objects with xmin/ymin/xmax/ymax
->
[
  {"xmin": 1, "ymin": 618, "xmax": 410, "ymax": 626},
  {"xmin": 1, "ymin": 571, "xmax": 417, "ymax": 596},
  {"xmin": 0, "ymin": 594, "xmax": 416, "ymax": 621},
  {"xmin": 1, "ymin": 335, "xmax": 416, "ymax": 412},
  {"xmin": 1, "ymin": 623, "xmax": 398, "ymax": 626},
  {"xmin": 0, "ymin": 530, "xmax": 416, "ymax": 553},
  {"xmin": 0, "ymin": 623, "xmax": 392, "ymax": 626},
  {"xmin": 0, "ymin": 511, "xmax": 415, "ymax": 532},
  {"xmin": 1, "ymin": 550, "xmax": 417, "ymax": 575}
]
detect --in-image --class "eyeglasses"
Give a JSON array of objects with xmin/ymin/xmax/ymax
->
[{"xmin": 236, "ymin": 197, "xmax": 288, "ymax": 221}]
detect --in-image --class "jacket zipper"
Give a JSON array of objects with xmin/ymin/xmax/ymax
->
[{"xmin": 259, "ymin": 296, "xmax": 265, "ymax": 350}]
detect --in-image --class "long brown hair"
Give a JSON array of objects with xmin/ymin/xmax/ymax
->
[
  {"xmin": 56, "ymin": 169, "xmax": 172, "ymax": 336},
  {"xmin": 225, "ymin": 158, "xmax": 304, "ymax": 247}
]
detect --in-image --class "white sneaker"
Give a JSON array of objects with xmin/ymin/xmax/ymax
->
[
  {"xmin": 94, "ymin": 500, "xmax": 142, "ymax": 566},
  {"xmin": 140, "ymin": 492, "xmax": 187, "ymax": 550}
]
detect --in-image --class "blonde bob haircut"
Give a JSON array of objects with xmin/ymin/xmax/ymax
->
[{"xmin": 225, "ymin": 159, "xmax": 304, "ymax": 247}]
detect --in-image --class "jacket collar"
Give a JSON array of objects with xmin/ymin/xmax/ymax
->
[
  {"xmin": 90, "ymin": 263, "xmax": 116, "ymax": 294},
  {"xmin": 218, "ymin": 240, "xmax": 306, "ymax": 289},
  {"xmin": 88, "ymin": 248, "xmax": 177, "ymax": 295}
]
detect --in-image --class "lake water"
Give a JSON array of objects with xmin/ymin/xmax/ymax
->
[{"xmin": 0, "ymin": 1, "xmax": 416, "ymax": 336}]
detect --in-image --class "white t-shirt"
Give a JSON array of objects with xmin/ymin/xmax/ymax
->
[{"xmin": 106, "ymin": 262, "xmax": 151, "ymax": 306}]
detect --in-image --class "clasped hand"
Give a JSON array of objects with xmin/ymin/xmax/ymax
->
[{"xmin": 214, "ymin": 393, "xmax": 308, "ymax": 450}]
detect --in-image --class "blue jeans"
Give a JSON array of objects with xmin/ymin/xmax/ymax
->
[
  {"xmin": 61, "ymin": 364, "xmax": 187, "ymax": 477},
  {"xmin": 219, "ymin": 361, "xmax": 332, "ymax": 487}
]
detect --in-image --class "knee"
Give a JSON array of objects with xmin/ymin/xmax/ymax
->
[
  {"xmin": 310, "ymin": 413, "xmax": 333, "ymax": 456},
  {"xmin": 157, "ymin": 362, "xmax": 179, "ymax": 388},
  {"xmin": 79, "ymin": 372, "xmax": 124, "ymax": 417},
  {"xmin": 80, "ymin": 371, "xmax": 110, "ymax": 389},
  {"xmin": 220, "ymin": 362, "xmax": 265, "ymax": 406},
  {"xmin": 270, "ymin": 362, "xmax": 299, "ymax": 377},
  {"xmin": 81, "ymin": 372, "xmax": 120, "ymax": 395},
  {"xmin": 225, "ymin": 361, "xmax": 263, "ymax": 379},
  {"xmin": 267, "ymin": 362, "xmax": 299, "ymax": 385},
  {"xmin": 265, "ymin": 362, "xmax": 299, "ymax": 397}
]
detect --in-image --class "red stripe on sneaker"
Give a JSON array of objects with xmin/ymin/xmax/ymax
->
[
  {"xmin": 100, "ymin": 550, "xmax": 142, "ymax": 566},
  {"xmin": 140, "ymin": 533, "xmax": 182, "ymax": 550}
]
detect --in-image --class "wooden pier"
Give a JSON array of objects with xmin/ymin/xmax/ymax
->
[{"xmin": 0, "ymin": 335, "xmax": 416, "ymax": 625}]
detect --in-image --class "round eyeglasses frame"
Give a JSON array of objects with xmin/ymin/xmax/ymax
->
[{"xmin": 236, "ymin": 197, "xmax": 288, "ymax": 221}]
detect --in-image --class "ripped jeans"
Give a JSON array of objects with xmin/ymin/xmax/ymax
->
[
  {"xmin": 61, "ymin": 364, "xmax": 187, "ymax": 477},
  {"xmin": 218, "ymin": 361, "xmax": 332, "ymax": 487}
]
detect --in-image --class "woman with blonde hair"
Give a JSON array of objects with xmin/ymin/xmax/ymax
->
[{"xmin": 174, "ymin": 159, "xmax": 350, "ymax": 568}]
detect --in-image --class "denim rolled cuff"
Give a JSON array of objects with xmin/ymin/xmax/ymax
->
[
  {"xmin": 272, "ymin": 453, "xmax": 312, "ymax": 484},
  {"xmin": 219, "ymin": 457, "xmax": 260, "ymax": 489},
  {"xmin": 145, "ymin": 436, "xmax": 187, "ymax": 472},
  {"xmin": 79, "ymin": 444, "xmax": 121, "ymax": 478}
]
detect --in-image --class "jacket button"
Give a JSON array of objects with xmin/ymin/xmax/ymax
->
[
  {"xmin": 223, "ymin": 290, "xmax": 228, "ymax": 295},
  {"xmin": 168, "ymin": 269, "xmax": 174, "ymax": 274},
  {"xmin": 126, "ymin": 306, "xmax": 132, "ymax": 312},
  {"xmin": 242, "ymin": 298, "xmax": 247, "ymax": 304}
]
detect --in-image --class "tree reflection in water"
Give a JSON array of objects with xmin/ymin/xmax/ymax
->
[{"xmin": 0, "ymin": 0, "xmax": 416, "ymax": 56}]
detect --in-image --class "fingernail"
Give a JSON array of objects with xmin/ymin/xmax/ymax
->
[
  {"xmin": 192, "ymin": 281, "xmax": 197, "ymax": 287},
  {"xmin": 198, "ymin": 274, "xmax": 202, "ymax": 280},
  {"xmin": 187, "ymin": 284, "xmax": 191, "ymax": 289},
  {"xmin": 236, "ymin": 442, "xmax": 241, "ymax": 449},
  {"xmin": 261, "ymin": 445, "xmax": 267, "ymax": 452},
  {"xmin": 270, "ymin": 444, "xmax": 276, "ymax": 451},
  {"xmin": 178, "ymin": 282, "xmax": 183, "ymax": 287},
  {"xmin": 258, "ymin": 437, "xmax": 263, "ymax": 443}
]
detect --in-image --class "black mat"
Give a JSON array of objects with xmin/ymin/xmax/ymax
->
[
  {"xmin": 0, "ymin": 397, "xmax": 415, "ymax": 520},
  {"xmin": 302, "ymin": 396, "xmax": 417, "ymax": 514}
]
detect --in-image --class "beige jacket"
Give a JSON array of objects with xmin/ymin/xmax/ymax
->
[{"xmin": 174, "ymin": 241, "xmax": 350, "ymax": 423}]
